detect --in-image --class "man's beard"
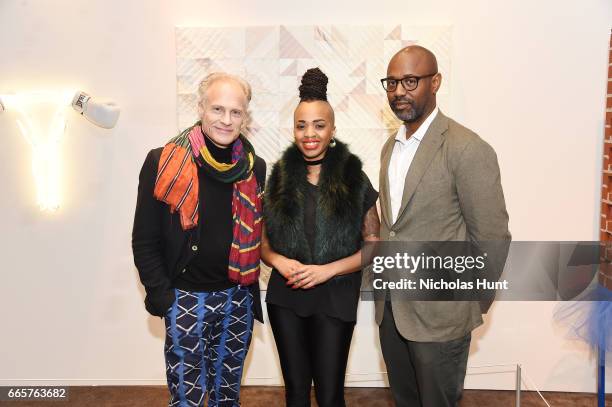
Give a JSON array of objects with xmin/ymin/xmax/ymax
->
[{"xmin": 391, "ymin": 98, "xmax": 424, "ymax": 123}]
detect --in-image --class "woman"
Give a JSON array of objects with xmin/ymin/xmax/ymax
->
[{"xmin": 262, "ymin": 68, "xmax": 380, "ymax": 407}]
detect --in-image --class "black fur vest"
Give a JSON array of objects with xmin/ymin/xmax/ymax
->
[{"xmin": 264, "ymin": 140, "xmax": 368, "ymax": 265}]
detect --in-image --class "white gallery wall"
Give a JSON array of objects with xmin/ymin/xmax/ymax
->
[{"xmin": 0, "ymin": 0, "xmax": 611, "ymax": 393}]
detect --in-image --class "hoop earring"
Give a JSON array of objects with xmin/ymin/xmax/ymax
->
[{"xmin": 329, "ymin": 138, "xmax": 336, "ymax": 148}]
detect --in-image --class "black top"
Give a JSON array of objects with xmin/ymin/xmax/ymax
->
[
  {"xmin": 266, "ymin": 176, "xmax": 378, "ymax": 322},
  {"xmin": 132, "ymin": 139, "xmax": 266, "ymax": 320},
  {"xmin": 175, "ymin": 135, "xmax": 238, "ymax": 292}
]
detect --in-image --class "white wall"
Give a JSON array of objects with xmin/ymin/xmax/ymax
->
[{"xmin": 0, "ymin": 0, "xmax": 610, "ymax": 394}]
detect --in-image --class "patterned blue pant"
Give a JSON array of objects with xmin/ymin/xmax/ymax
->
[{"xmin": 164, "ymin": 286, "xmax": 253, "ymax": 407}]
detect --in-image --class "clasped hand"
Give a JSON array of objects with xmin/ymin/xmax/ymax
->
[{"xmin": 275, "ymin": 257, "xmax": 334, "ymax": 289}]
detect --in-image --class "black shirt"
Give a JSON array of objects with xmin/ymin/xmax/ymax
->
[
  {"xmin": 266, "ymin": 175, "xmax": 378, "ymax": 322},
  {"xmin": 174, "ymin": 136, "xmax": 238, "ymax": 292}
]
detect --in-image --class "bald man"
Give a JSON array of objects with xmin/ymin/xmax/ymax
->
[{"xmin": 375, "ymin": 46, "xmax": 511, "ymax": 406}]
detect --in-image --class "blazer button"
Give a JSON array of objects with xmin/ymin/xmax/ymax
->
[
  {"xmin": 191, "ymin": 245, "xmax": 198, "ymax": 251},
  {"xmin": 389, "ymin": 231, "xmax": 396, "ymax": 237}
]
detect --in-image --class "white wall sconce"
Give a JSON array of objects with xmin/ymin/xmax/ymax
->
[{"xmin": 0, "ymin": 91, "xmax": 120, "ymax": 211}]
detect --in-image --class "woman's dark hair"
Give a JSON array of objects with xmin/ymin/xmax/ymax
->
[{"xmin": 298, "ymin": 67, "xmax": 328, "ymax": 102}]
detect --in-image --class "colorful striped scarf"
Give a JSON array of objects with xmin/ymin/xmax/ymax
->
[{"xmin": 153, "ymin": 123, "xmax": 262, "ymax": 285}]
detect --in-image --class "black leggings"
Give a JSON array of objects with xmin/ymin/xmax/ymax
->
[{"xmin": 267, "ymin": 303, "xmax": 355, "ymax": 407}]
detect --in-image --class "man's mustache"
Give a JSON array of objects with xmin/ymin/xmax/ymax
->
[{"xmin": 391, "ymin": 98, "xmax": 414, "ymax": 108}]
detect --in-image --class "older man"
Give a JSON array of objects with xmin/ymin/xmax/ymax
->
[
  {"xmin": 376, "ymin": 46, "xmax": 511, "ymax": 406},
  {"xmin": 132, "ymin": 72, "xmax": 266, "ymax": 407}
]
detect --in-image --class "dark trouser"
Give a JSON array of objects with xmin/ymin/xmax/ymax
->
[
  {"xmin": 266, "ymin": 303, "xmax": 355, "ymax": 407},
  {"xmin": 164, "ymin": 287, "xmax": 253, "ymax": 407},
  {"xmin": 379, "ymin": 302, "xmax": 470, "ymax": 407}
]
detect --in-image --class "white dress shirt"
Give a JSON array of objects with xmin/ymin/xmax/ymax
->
[{"xmin": 388, "ymin": 107, "xmax": 439, "ymax": 224}]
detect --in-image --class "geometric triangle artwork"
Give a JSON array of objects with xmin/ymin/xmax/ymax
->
[
  {"xmin": 350, "ymin": 62, "xmax": 366, "ymax": 77},
  {"xmin": 385, "ymin": 25, "xmax": 401, "ymax": 40},
  {"xmin": 281, "ymin": 60, "xmax": 298, "ymax": 76},
  {"xmin": 246, "ymin": 26, "xmax": 278, "ymax": 59},
  {"xmin": 350, "ymin": 78, "xmax": 367, "ymax": 95},
  {"xmin": 279, "ymin": 26, "xmax": 311, "ymax": 59},
  {"xmin": 175, "ymin": 24, "xmax": 452, "ymax": 196}
]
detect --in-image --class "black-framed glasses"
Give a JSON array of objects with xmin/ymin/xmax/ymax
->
[{"xmin": 380, "ymin": 73, "xmax": 437, "ymax": 92}]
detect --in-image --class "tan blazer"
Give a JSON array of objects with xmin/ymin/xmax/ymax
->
[{"xmin": 375, "ymin": 111, "xmax": 511, "ymax": 342}]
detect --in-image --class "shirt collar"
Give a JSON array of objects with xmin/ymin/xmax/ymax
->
[{"xmin": 394, "ymin": 106, "xmax": 439, "ymax": 145}]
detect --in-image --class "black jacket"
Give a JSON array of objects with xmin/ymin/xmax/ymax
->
[{"xmin": 132, "ymin": 147, "xmax": 266, "ymax": 322}]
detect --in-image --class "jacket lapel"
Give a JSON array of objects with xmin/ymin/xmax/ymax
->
[
  {"xmin": 393, "ymin": 112, "xmax": 448, "ymax": 226},
  {"xmin": 379, "ymin": 132, "xmax": 395, "ymax": 229}
]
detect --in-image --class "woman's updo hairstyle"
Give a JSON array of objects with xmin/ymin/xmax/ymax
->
[{"xmin": 298, "ymin": 67, "xmax": 328, "ymax": 102}]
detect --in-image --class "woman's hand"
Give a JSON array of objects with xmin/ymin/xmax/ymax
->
[
  {"xmin": 287, "ymin": 264, "xmax": 336, "ymax": 289},
  {"xmin": 274, "ymin": 256, "xmax": 306, "ymax": 280}
]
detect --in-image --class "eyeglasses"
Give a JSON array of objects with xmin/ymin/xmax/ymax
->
[{"xmin": 380, "ymin": 73, "xmax": 437, "ymax": 92}]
